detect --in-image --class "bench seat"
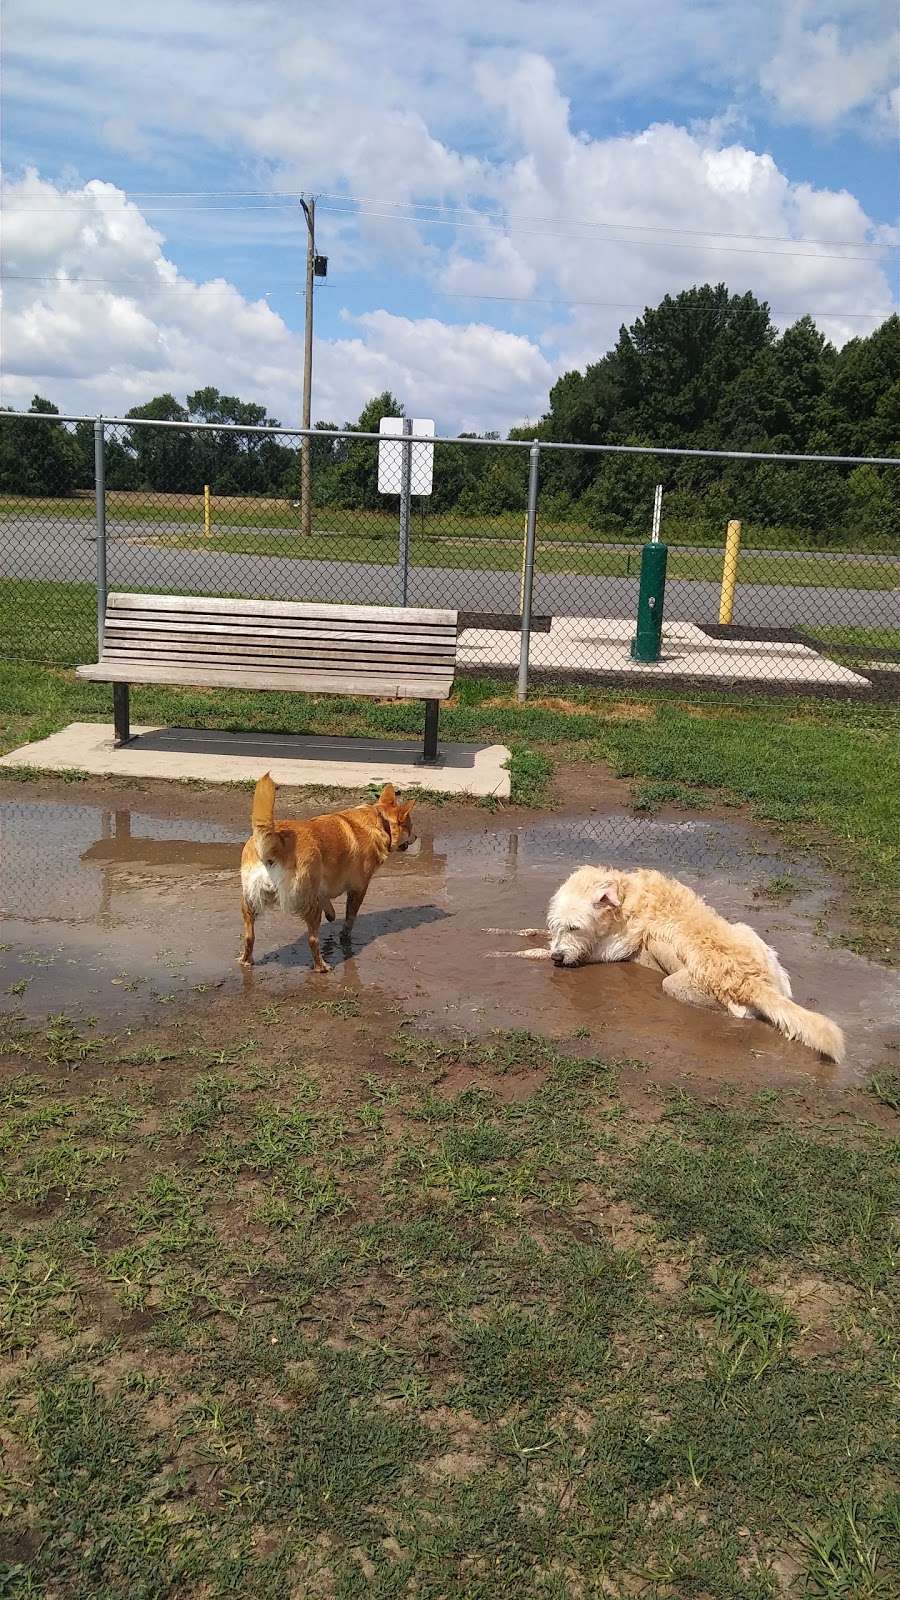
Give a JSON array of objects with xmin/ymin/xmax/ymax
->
[{"xmin": 77, "ymin": 592, "xmax": 459, "ymax": 761}]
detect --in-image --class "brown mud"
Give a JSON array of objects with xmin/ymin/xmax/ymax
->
[{"xmin": 2, "ymin": 774, "xmax": 897, "ymax": 1096}]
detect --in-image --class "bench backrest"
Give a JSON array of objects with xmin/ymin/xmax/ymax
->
[{"xmin": 101, "ymin": 592, "xmax": 458, "ymax": 694}]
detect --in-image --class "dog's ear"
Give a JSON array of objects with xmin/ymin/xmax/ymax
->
[
  {"xmin": 592, "ymin": 882, "xmax": 621, "ymax": 908},
  {"xmin": 400, "ymin": 796, "xmax": 416, "ymax": 813},
  {"xmin": 377, "ymin": 783, "xmax": 397, "ymax": 809}
]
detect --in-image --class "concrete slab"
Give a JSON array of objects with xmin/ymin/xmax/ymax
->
[
  {"xmin": 458, "ymin": 615, "xmax": 870, "ymax": 687},
  {"xmin": 0, "ymin": 723, "xmax": 512, "ymax": 799}
]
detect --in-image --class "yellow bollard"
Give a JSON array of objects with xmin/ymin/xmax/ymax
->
[
  {"xmin": 718, "ymin": 519, "xmax": 742, "ymax": 624},
  {"xmin": 203, "ymin": 484, "xmax": 211, "ymax": 538}
]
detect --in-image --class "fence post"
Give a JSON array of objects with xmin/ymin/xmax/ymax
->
[
  {"xmin": 397, "ymin": 416, "xmax": 413, "ymax": 606},
  {"xmin": 718, "ymin": 519, "xmax": 742, "ymax": 624},
  {"xmin": 94, "ymin": 418, "xmax": 107, "ymax": 655},
  {"xmin": 517, "ymin": 440, "xmax": 540, "ymax": 703},
  {"xmin": 204, "ymin": 484, "xmax": 211, "ymax": 538}
]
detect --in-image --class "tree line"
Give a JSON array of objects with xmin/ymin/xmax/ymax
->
[{"xmin": 1, "ymin": 285, "xmax": 897, "ymax": 543}]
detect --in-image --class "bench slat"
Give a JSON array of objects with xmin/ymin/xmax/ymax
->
[
  {"xmin": 77, "ymin": 662, "xmax": 453, "ymax": 698},
  {"xmin": 100, "ymin": 649, "xmax": 451, "ymax": 675},
  {"xmin": 103, "ymin": 627, "xmax": 454, "ymax": 659},
  {"xmin": 107, "ymin": 592, "xmax": 457, "ymax": 627},
  {"xmin": 105, "ymin": 618, "xmax": 456, "ymax": 646},
  {"xmin": 103, "ymin": 625, "xmax": 455, "ymax": 654}
]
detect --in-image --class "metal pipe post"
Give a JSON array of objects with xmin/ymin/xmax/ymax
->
[
  {"xmin": 203, "ymin": 483, "xmax": 211, "ymax": 538},
  {"xmin": 398, "ymin": 416, "xmax": 413, "ymax": 605},
  {"xmin": 718, "ymin": 518, "xmax": 742, "ymax": 624},
  {"xmin": 651, "ymin": 482, "xmax": 662, "ymax": 541},
  {"xmin": 94, "ymin": 418, "xmax": 107, "ymax": 654},
  {"xmin": 516, "ymin": 440, "xmax": 540, "ymax": 702},
  {"xmin": 630, "ymin": 482, "xmax": 668, "ymax": 663},
  {"xmin": 299, "ymin": 197, "xmax": 315, "ymax": 538}
]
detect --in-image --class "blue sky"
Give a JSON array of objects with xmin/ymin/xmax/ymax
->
[{"xmin": 2, "ymin": 0, "xmax": 898, "ymax": 433}]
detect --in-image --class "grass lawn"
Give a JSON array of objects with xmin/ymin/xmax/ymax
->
[
  {"xmin": 809, "ymin": 627, "xmax": 900, "ymax": 673},
  {"xmin": 1, "ymin": 1000, "xmax": 898, "ymax": 1598}
]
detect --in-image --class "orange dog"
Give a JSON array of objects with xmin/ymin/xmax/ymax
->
[{"xmin": 240, "ymin": 774, "xmax": 416, "ymax": 972}]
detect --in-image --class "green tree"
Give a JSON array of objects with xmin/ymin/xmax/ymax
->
[
  {"xmin": 0, "ymin": 396, "xmax": 81, "ymax": 496},
  {"xmin": 719, "ymin": 317, "xmax": 836, "ymax": 453},
  {"xmin": 122, "ymin": 395, "xmax": 194, "ymax": 493},
  {"xmin": 815, "ymin": 315, "xmax": 900, "ymax": 455},
  {"xmin": 326, "ymin": 392, "xmax": 405, "ymax": 511}
]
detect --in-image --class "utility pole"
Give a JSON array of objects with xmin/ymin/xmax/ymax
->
[{"xmin": 299, "ymin": 196, "xmax": 315, "ymax": 538}]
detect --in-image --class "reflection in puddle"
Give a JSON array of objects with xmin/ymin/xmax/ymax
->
[{"xmin": 1, "ymin": 794, "xmax": 897, "ymax": 1088}]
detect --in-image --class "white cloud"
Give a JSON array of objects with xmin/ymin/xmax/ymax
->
[
  {"xmin": 437, "ymin": 62, "xmax": 897, "ymax": 362},
  {"xmin": 760, "ymin": 2, "xmax": 899, "ymax": 129},
  {"xmin": 2, "ymin": 12, "xmax": 897, "ymax": 437},
  {"xmin": 317, "ymin": 311, "xmax": 553, "ymax": 431},
  {"xmin": 874, "ymin": 82, "xmax": 900, "ymax": 140},
  {"xmin": 0, "ymin": 172, "xmax": 551, "ymax": 433},
  {"xmin": 100, "ymin": 117, "xmax": 149, "ymax": 158},
  {"xmin": 4, "ymin": 0, "xmax": 896, "ymax": 187}
]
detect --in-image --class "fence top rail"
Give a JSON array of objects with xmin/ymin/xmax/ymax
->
[{"xmin": 0, "ymin": 408, "xmax": 897, "ymax": 468}]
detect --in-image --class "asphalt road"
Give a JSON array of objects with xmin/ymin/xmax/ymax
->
[{"xmin": 1, "ymin": 518, "xmax": 898, "ymax": 629}]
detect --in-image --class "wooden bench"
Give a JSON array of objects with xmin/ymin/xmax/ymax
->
[{"xmin": 77, "ymin": 592, "xmax": 458, "ymax": 762}]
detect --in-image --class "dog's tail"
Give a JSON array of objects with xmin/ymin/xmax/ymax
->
[
  {"xmin": 752, "ymin": 982, "xmax": 845, "ymax": 1063},
  {"xmin": 251, "ymin": 772, "xmax": 277, "ymax": 843}
]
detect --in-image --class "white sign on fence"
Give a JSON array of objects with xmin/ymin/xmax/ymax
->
[{"xmin": 377, "ymin": 416, "xmax": 435, "ymax": 496}]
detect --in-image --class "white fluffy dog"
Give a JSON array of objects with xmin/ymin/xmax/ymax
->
[{"xmin": 508, "ymin": 864, "xmax": 844, "ymax": 1062}]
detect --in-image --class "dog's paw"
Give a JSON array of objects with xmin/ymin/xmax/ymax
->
[
  {"xmin": 482, "ymin": 927, "xmax": 545, "ymax": 938},
  {"xmin": 486, "ymin": 947, "xmax": 551, "ymax": 961}
]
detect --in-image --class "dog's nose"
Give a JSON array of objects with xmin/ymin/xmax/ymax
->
[{"xmin": 551, "ymin": 952, "xmax": 566, "ymax": 966}]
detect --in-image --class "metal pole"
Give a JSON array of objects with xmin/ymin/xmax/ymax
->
[
  {"xmin": 7, "ymin": 410, "xmax": 897, "ymax": 467},
  {"xmin": 719, "ymin": 518, "xmax": 742, "ymax": 624},
  {"xmin": 631, "ymin": 481, "xmax": 668, "ymax": 663},
  {"xmin": 398, "ymin": 417, "xmax": 413, "ymax": 605},
  {"xmin": 299, "ymin": 197, "xmax": 315, "ymax": 539},
  {"xmin": 203, "ymin": 483, "xmax": 211, "ymax": 538},
  {"xmin": 94, "ymin": 418, "xmax": 107, "ymax": 655},
  {"xmin": 516, "ymin": 440, "xmax": 540, "ymax": 702}
]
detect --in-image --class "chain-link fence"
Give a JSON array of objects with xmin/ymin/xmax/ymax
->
[{"xmin": 1, "ymin": 409, "xmax": 897, "ymax": 698}]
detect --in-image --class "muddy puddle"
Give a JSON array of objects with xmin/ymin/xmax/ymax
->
[{"xmin": 2, "ymin": 790, "xmax": 897, "ymax": 1091}]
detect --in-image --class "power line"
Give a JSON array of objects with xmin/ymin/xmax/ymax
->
[
  {"xmin": 2, "ymin": 183, "xmax": 895, "ymax": 254},
  {"xmin": 314, "ymin": 189, "xmax": 898, "ymax": 255},
  {"xmin": 1, "ymin": 271, "xmax": 894, "ymax": 322},
  {"xmin": 437, "ymin": 289, "xmax": 896, "ymax": 320},
  {"xmin": 318, "ymin": 201, "xmax": 897, "ymax": 264},
  {"xmin": 3, "ymin": 191, "xmax": 895, "ymax": 265}
]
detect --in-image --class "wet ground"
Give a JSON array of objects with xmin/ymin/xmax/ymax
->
[{"xmin": 2, "ymin": 779, "xmax": 897, "ymax": 1093}]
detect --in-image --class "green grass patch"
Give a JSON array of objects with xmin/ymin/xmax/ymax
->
[{"xmin": 1, "ymin": 1008, "xmax": 897, "ymax": 1597}]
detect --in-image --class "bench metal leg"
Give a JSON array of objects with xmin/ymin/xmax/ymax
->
[
  {"xmin": 113, "ymin": 683, "xmax": 131, "ymax": 746},
  {"xmin": 422, "ymin": 699, "xmax": 439, "ymax": 764}
]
